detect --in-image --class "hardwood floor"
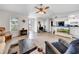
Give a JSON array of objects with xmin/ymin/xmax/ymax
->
[{"xmin": 4, "ymin": 32, "xmax": 73, "ymax": 54}]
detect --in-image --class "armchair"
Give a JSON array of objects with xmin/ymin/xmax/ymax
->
[
  {"xmin": 0, "ymin": 27, "xmax": 12, "ymax": 42},
  {"xmin": 45, "ymin": 39, "xmax": 79, "ymax": 54}
]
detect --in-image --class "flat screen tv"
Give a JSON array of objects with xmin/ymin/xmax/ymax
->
[{"xmin": 58, "ymin": 22, "xmax": 64, "ymax": 26}]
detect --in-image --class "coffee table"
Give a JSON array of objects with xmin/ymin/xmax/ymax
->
[{"xmin": 19, "ymin": 39, "xmax": 37, "ymax": 54}]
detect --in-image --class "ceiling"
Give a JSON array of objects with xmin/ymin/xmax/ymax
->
[{"xmin": 0, "ymin": 4, "xmax": 79, "ymax": 18}]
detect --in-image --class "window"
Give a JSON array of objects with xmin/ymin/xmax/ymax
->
[{"xmin": 10, "ymin": 17, "xmax": 18, "ymax": 31}]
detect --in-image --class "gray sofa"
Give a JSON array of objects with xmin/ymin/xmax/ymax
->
[{"xmin": 45, "ymin": 39, "xmax": 79, "ymax": 54}]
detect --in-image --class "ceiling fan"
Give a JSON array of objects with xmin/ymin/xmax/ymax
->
[{"xmin": 35, "ymin": 4, "xmax": 49, "ymax": 14}]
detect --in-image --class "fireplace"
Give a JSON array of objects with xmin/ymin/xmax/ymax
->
[{"xmin": 20, "ymin": 28, "xmax": 27, "ymax": 36}]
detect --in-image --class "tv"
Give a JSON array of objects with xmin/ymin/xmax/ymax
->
[{"xmin": 58, "ymin": 22, "xmax": 64, "ymax": 26}]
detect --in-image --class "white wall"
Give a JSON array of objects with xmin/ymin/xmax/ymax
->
[
  {"xmin": 0, "ymin": 11, "xmax": 11, "ymax": 31},
  {"xmin": 19, "ymin": 16, "xmax": 28, "ymax": 30},
  {"xmin": 0, "ymin": 10, "xmax": 29, "ymax": 37},
  {"xmin": 0, "ymin": 10, "xmax": 29, "ymax": 30},
  {"xmin": 37, "ymin": 17, "xmax": 45, "ymax": 31},
  {"xmin": 70, "ymin": 27, "xmax": 79, "ymax": 38},
  {"xmin": 45, "ymin": 19, "xmax": 50, "ymax": 32},
  {"xmin": 37, "ymin": 18, "xmax": 45, "ymax": 27}
]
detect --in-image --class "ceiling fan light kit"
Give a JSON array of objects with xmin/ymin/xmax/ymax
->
[{"xmin": 35, "ymin": 4, "xmax": 49, "ymax": 14}]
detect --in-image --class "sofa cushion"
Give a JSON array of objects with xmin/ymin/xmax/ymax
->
[
  {"xmin": 59, "ymin": 39, "xmax": 69, "ymax": 47},
  {"xmin": 65, "ymin": 44, "xmax": 76, "ymax": 54},
  {"xmin": 70, "ymin": 39, "xmax": 79, "ymax": 45},
  {"xmin": 52, "ymin": 42, "xmax": 67, "ymax": 53},
  {"xmin": 45, "ymin": 41, "xmax": 61, "ymax": 54},
  {"xmin": 70, "ymin": 39, "xmax": 79, "ymax": 53},
  {"xmin": 65, "ymin": 39, "xmax": 79, "ymax": 54}
]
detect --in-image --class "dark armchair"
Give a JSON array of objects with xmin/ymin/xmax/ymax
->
[{"xmin": 45, "ymin": 39, "xmax": 79, "ymax": 54}]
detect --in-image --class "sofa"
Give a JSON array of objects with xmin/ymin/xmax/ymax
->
[
  {"xmin": 0, "ymin": 27, "xmax": 12, "ymax": 42},
  {"xmin": 45, "ymin": 39, "xmax": 79, "ymax": 54},
  {"xmin": 0, "ymin": 27, "xmax": 5, "ymax": 36},
  {"xmin": 0, "ymin": 38, "xmax": 6, "ymax": 54}
]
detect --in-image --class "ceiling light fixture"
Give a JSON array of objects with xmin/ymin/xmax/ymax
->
[{"xmin": 35, "ymin": 4, "xmax": 49, "ymax": 14}]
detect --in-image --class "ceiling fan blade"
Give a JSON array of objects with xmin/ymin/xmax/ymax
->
[
  {"xmin": 35, "ymin": 7, "xmax": 40, "ymax": 9},
  {"xmin": 43, "ymin": 11, "xmax": 46, "ymax": 14},
  {"xmin": 45, "ymin": 6, "xmax": 49, "ymax": 9}
]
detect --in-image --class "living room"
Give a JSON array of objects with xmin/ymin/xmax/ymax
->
[{"xmin": 0, "ymin": 4, "xmax": 79, "ymax": 54}]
